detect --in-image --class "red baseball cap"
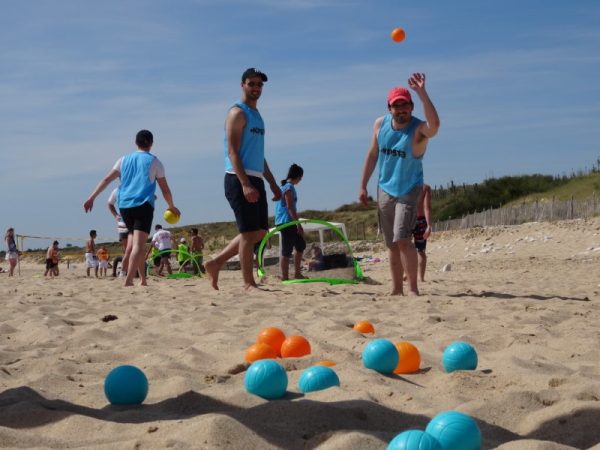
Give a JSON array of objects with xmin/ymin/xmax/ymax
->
[{"xmin": 387, "ymin": 86, "xmax": 412, "ymax": 105}]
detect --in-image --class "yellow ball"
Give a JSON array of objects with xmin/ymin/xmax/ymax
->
[{"xmin": 163, "ymin": 209, "xmax": 180, "ymax": 224}]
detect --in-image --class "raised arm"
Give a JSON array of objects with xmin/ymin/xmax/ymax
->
[
  {"xmin": 408, "ymin": 73, "xmax": 440, "ymax": 144},
  {"xmin": 359, "ymin": 116, "xmax": 384, "ymax": 206}
]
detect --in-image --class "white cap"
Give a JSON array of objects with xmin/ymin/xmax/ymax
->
[{"xmin": 180, "ymin": 238, "xmax": 186, "ymax": 243}]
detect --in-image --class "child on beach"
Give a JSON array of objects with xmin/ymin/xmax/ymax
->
[
  {"xmin": 83, "ymin": 129, "xmax": 180, "ymax": 287},
  {"xmin": 85, "ymin": 230, "xmax": 99, "ymax": 278},
  {"xmin": 97, "ymin": 245, "xmax": 109, "ymax": 277},
  {"xmin": 274, "ymin": 164, "xmax": 306, "ymax": 280}
]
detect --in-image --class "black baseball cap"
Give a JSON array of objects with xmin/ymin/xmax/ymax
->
[{"xmin": 242, "ymin": 68, "xmax": 268, "ymax": 82}]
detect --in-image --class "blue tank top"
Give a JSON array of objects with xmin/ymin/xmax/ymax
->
[
  {"xmin": 118, "ymin": 151, "xmax": 158, "ymax": 209},
  {"xmin": 224, "ymin": 101, "xmax": 265, "ymax": 177},
  {"xmin": 275, "ymin": 182, "xmax": 297, "ymax": 225},
  {"xmin": 377, "ymin": 114, "xmax": 424, "ymax": 197}
]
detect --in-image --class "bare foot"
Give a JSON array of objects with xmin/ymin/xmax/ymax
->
[
  {"xmin": 204, "ymin": 260, "xmax": 220, "ymax": 290},
  {"xmin": 124, "ymin": 282, "xmax": 134, "ymax": 287},
  {"xmin": 294, "ymin": 274, "xmax": 308, "ymax": 279},
  {"xmin": 244, "ymin": 282, "xmax": 260, "ymax": 291},
  {"xmin": 407, "ymin": 290, "xmax": 419, "ymax": 297},
  {"xmin": 140, "ymin": 281, "xmax": 148, "ymax": 286},
  {"xmin": 390, "ymin": 290, "xmax": 404, "ymax": 296}
]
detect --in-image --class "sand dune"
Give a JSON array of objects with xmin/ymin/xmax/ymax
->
[{"xmin": 1, "ymin": 218, "xmax": 599, "ymax": 449}]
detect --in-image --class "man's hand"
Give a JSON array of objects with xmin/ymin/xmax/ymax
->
[
  {"xmin": 423, "ymin": 226, "xmax": 432, "ymax": 240},
  {"xmin": 359, "ymin": 188, "xmax": 370, "ymax": 207},
  {"xmin": 270, "ymin": 184, "xmax": 282, "ymax": 201},
  {"xmin": 84, "ymin": 198, "xmax": 94, "ymax": 212},
  {"xmin": 243, "ymin": 184, "xmax": 260, "ymax": 203},
  {"xmin": 408, "ymin": 73, "xmax": 426, "ymax": 92}
]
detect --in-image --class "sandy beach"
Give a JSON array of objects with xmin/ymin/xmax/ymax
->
[{"xmin": 1, "ymin": 218, "xmax": 599, "ymax": 449}]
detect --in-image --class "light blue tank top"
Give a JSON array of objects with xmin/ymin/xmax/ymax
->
[
  {"xmin": 224, "ymin": 101, "xmax": 265, "ymax": 177},
  {"xmin": 377, "ymin": 114, "xmax": 424, "ymax": 197},
  {"xmin": 275, "ymin": 182, "xmax": 297, "ymax": 225},
  {"xmin": 118, "ymin": 151, "xmax": 157, "ymax": 209}
]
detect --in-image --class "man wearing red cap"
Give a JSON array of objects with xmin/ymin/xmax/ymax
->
[{"xmin": 359, "ymin": 73, "xmax": 440, "ymax": 296}]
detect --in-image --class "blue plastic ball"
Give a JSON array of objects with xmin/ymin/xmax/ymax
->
[
  {"xmin": 104, "ymin": 365, "xmax": 149, "ymax": 405},
  {"xmin": 442, "ymin": 341, "xmax": 478, "ymax": 373},
  {"xmin": 387, "ymin": 429, "xmax": 441, "ymax": 450},
  {"xmin": 298, "ymin": 365, "xmax": 340, "ymax": 393},
  {"xmin": 425, "ymin": 411, "xmax": 482, "ymax": 450},
  {"xmin": 362, "ymin": 339, "xmax": 399, "ymax": 374},
  {"xmin": 244, "ymin": 359, "xmax": 288, "ymax": 399}
]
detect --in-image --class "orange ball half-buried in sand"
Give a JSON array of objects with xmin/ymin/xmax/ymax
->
[
  {"xmin": 394, "ymin": 341, "xmax": 421, "ymax": 374},
  {"xmin": 390, "ymin": 27, "xmax": 406, "ymax": 43},
  {"xmin": 256, "ymin": 327, "xmax": 286, "ymax": 357},
  {"xmin": 353, "ymin": 320, "xmax": 375, "ymax": 334},
  {"xmin": 244, "ymin": 343, "xmax": 277, "ymax": 363},
  {"xmin": 280, "ymin": 335, "xmax": 311, "ymax": 358}
]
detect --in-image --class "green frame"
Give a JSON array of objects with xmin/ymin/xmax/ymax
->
[
  {"xmin": 256, "ymin": 219, "xmax": 363, "ymax": 285},
  {"xmin": 146, "ymin": 248, "xmax": 203, "ymax": 278}
]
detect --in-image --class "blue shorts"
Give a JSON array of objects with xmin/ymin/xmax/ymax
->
[{"xmin": 224, "ymin": 174, "xmax": 269, "ymax": 233}]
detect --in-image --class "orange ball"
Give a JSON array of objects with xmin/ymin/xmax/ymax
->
[
  {"xmin": 390, "ymin": 27, "xmax": 406, "ymax": 43},
  {"xmin": 353, "ymin": 320, "xmax": 375, "ymax": 334},
  {"xmin": 315, "ymin": 360, "xmax": 337, "ymax": 367},
  {"xmin": 257, "ymin": 327, "xmax": 286, "ymax": 357},
  {"xmin": 280, "ymin": 335, "xmax": 311, "ymax": 358},
  {"xmin": 394, "ymin": 341, "xmax": 421, "ymax": 374},
  {"xmin": 244, "ymin": 342, "xmax": 277, "ymax": 363}
]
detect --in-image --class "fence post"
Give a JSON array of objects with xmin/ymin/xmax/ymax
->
[{"xmin": 570, "ymin": 195, "xmax": 574, "ymax": 219}]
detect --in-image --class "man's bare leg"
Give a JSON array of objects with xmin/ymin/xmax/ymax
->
[
  {"xmin": 124, "ymin": 230, "xmax": 148, "ymax": 287},
  {"xmin": 294, "ymin": 251, "xmax": 305, "ymax": 279},
  {"xmin": 418, "ymin": 251, "xmax": 427, "ymax": 282},
  {"xmin": 398, "ymin": 239, "xmax": 419, "ymax": 296},
  {"xmin": 239, "ymin": 230, "xmax": 266, "ymax": 289},
  {"xmin": 204, "ymin": 234, "xmax": 243, "ymax": 290},
  {"xmin": 280, "ymin": 255, "xmax": 290, "ymax": 280},
  {"xmin": 389, "ymin": 245, "xmax": 404, "ymax": 295}
]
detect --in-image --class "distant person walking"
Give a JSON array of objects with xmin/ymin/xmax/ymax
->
[
  {"xmin": 4, "ymin": 227, "xmax": 18, "ymax": 276},
  {"xmin": 274, "ymin": 163, "xmax": 306, "ymax": 280},
  {"xmin": 84, "ymin": 129, "xmax": 180, "ymax": 286},
  {"xmin": 359, "ymin": 73, "xmax": 440, "ymax": 296},
  {"xmin": 151, "ymin": 224, "xmax": 173, "ymax": 276},
  {"xmin": 205, "ymin": 68, "xmax": 281, "ymax": 290}
]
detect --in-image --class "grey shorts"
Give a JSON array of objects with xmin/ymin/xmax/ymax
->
[{"xmin": 378, "ymin": 186, "xmax": 422, "ymax": 248}]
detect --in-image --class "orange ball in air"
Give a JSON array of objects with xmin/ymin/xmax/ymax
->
[
  {"xmin": 353, "ymin": 320, "xmax": 375, "ymax": 334},
  {"xmin": 394, "ymin": 341, "xmax": 421, "ymax": 374},
  {"xmin": 280, "ymin": 335, "xmax": 311, "ymax": 358},
  {"xmin": 256, "ymin": 327, "xmax": 286, "ymax": 357},
  {"xmin": 390, "ymin": 27, "xmax": 406, "ymax": 43},
  {"xmin": 244, "ymin": 342, "xmax": 277, "ymax": 363}
]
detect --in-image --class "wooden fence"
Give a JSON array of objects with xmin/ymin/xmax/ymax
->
[{"xmin": 432, "ymin": 194, "xmax": 600, "ymax": 232}]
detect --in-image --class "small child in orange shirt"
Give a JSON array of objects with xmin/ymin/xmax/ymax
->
[{"xmin": 97, "ymin": 245, "xmax": 109, "ymax": 277}]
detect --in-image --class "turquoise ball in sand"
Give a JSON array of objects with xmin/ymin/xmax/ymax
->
[
  {"xmin": 425, "ymin": 411, "xmax": 481, "ymax": 450},
  {"xmin": 442, "ymin": 341, "xmax": 478, "ymax": 373},
  {"xmin": 244, "ymin": 359, "xmax": 288, "ymax": 399},
  {"xmin": 104, "ymin": 365, "xmax": 148, "ymax": 405},
  {"xmin": 362, "ymin": 338, "xmax": 399, "ymax": 374},
  {"xmin": 387, "ymin": 429, "xmax": 441, "ymax": 450},
  {"xmin": 298, "ymin": 365, "xmax": 340, "ymax": 393}
]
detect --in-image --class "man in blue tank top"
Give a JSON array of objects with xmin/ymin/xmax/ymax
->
[
  {"xmin": 205, "ymin": 68, "xmax": 282, "ymax": 290},
  {"xmin": 359, "ymin": 73, "xmax": 440, "ymax": 296}
]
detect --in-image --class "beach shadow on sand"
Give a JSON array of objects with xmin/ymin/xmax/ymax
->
[
  {"xmin": 448, "ymin": 290, "xmax": 591, "ymax": 302},
  {"xmin": 1, "ymin": 386, "xmax": 599, "ymax": 449}
]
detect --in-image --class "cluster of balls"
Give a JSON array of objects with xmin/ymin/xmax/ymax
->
[
  {"xmin": 387, "ymin": 411, "xmax": 482, "ymax": 450},
  {"xmin": 243, "ymin": 327, "xmax": 340, "ymax": 399}
]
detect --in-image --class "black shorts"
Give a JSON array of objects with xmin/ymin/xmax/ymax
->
[
  {"xmin": 46, "ymin": 258, "xmax": 56, "ymax": 269},
  {"xmin": 118, "ymin": 231, "xmax": 129, "ymax": 242},
  {"xmin": 224, "ymin": 174, "xmax": 268, "ymax": 233},
  {"xmin": 280, "ymin": 225, "xmax": 306, "ymax": 257},
  {"xmin": 415, "ymin": 239, "xmax": 427, "ymax": 252},
  {"xmin": 120, "ymin": 202, "xmax": 154, "ymax": 235}
]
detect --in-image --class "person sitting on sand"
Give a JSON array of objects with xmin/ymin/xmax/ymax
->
[{"xmin": 307, "ymin": 245, "xmax": 325, "ymax": 271}]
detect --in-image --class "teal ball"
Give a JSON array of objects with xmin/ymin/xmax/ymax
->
[
  {"xmin": 244, "ymin": 359, "xmax": 288, "ymax": 399},
  {"xmin": 442, "ymin": 341, "xmax": 478, "ymax": 373},
  {"xmin": 298, "ymin": 365, "xmax": 340, "ymax": 393},
  {"xmin": 425, "ymin": 411, "xmax": 482, "ymax": 450},
  {"xmin": 387, "ymin": 429, "xmax": 441, "ymax": 450},
  {"xmin": 104, "ymin": 365, "xmax": 148, "ymax": 405},
  {"xmin": 362, "ymin": 339, "xmax": 399, "ymax": 374}
]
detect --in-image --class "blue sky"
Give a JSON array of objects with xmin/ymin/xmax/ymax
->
[{"xmin": 1, "ymin": 0, "xmax": 599, "ymax": 247}]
